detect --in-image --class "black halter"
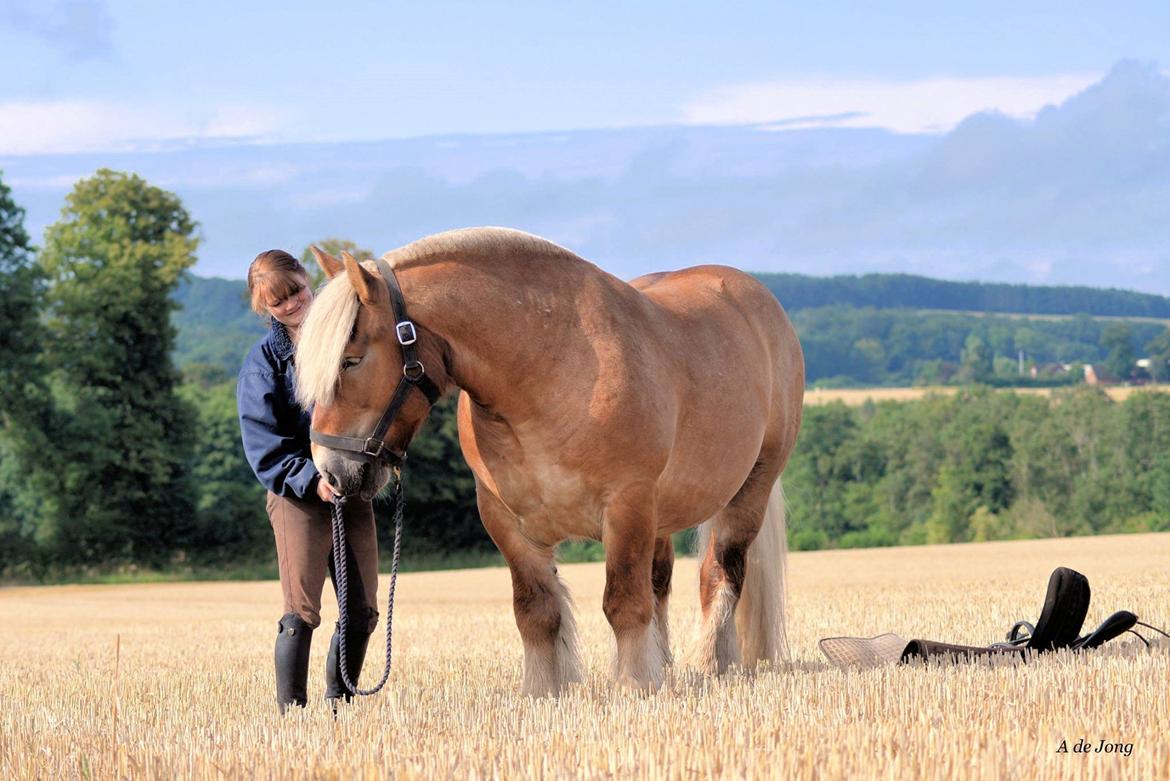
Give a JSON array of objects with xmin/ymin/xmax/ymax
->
[{"xmin": 309, "ymin": 259, "xmax": 442, "ymax": 467}]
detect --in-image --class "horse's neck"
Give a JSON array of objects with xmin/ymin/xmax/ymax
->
[{"xmin": 402, "ymin": 253, "xmax": 611, "ymax": 417}]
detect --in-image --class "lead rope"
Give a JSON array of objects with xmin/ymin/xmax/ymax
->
[{"xmin": 329, "ymin": 473, "xmax": 404, "ymax": 696}]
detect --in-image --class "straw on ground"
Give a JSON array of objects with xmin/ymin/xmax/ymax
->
[
  {"xmin": 1, "ymin": 533, "xmax": 1167, "ymax": 780},
  {"xmin": 804, "ymin": 384, "xmax": 1170, "ymax": 406}
]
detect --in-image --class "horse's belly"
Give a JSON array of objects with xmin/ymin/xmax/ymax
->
[
  {"xmin": 654, "ymin": 442, "xmax": 763, "ymax": 534},
  {"xmin": 486, "ymin": 460, "xmax": 605, "ymax": 544}
]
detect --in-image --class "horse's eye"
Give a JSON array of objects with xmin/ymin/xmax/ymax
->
[{"xmin": 341, "ymin": 356, "xmax": 363, "ymax": 372}]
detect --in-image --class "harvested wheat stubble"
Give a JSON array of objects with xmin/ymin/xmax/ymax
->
[
  {"xmin": 1, "ymin": 533, "xmax": 1167, "ymax": 780},
  {"xmin": 804, "ymin": 385, "xmax": 1170, "ymax": 407}
]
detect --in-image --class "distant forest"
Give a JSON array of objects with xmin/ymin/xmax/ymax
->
[
  {"xmin": 174, "ymin": 272, "xmax": 1170, "ymax": 388},
  {"xmin": 754, "ymin": 272, "xmax": 1170, "ymax": 318}
]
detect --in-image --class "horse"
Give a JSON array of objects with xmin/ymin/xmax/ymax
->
[{"xmin": 294, "ymin": 227, "xmax": 804, "ymax": 695}]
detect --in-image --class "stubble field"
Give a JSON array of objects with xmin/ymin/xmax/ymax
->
[
  {"xmin": 804, "ymin": 384, "xmax": 1170, "ymax": 406},
  {"xmin": 1, "ymin": 533, "xmax": 1168, "ymax": 780}
]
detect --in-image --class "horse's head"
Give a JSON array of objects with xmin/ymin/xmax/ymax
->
[{"xmin": 295, "ymin": 247, "xmax": 442, "ymax": 500}]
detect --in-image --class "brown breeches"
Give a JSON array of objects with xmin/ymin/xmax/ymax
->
[{"xmin": 267, "ymin": 491, "xmax": 380, "ymax": 632}]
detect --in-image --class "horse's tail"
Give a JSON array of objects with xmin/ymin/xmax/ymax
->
[{"xmin": 734, "ymin": 479, "xmax": 789, "ymax": 666}]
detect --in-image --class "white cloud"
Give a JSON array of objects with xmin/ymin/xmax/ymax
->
[
  {"xmin": 4, "ymin": 173, "xmax": 88, "ymax": 190},
  {"xmin": 0, "ymin": 72, "xmax": 1121, "ymax": 156},
  {"xmin": 0, "ymin": 100, "xmax": 292, "ymax": 155},
  {"xmin": 681, "ymin": 73, "xmax": 1103, "ymax": 133}
]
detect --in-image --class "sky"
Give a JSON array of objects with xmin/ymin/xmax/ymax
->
[
  {"xmin": 2, "ymin": 1, "xmax": 1168, "ymax": 153},
  {"xmin": 2, "ymin": 2, "xmax": 1170, "ymax": 292}
]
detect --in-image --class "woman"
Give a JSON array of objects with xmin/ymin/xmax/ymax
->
[{"xmin": 237, "ymin": 249, "xmax": 380, "ymax": 712}]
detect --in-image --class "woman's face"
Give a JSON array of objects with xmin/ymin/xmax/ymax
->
[{"xmin": 267, "ymin": 277, "xmax": 313, "ymax": 329}]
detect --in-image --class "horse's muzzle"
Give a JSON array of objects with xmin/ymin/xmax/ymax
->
[{"xmin": 317, "ymin": 450, "xmax": 394, "ymax": 501}]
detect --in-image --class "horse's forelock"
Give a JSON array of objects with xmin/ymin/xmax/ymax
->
[{"xmin": 295, "ymin": 272, "xmax": 361, "ymax": 409}]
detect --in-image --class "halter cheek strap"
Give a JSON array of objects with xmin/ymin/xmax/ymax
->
[{"xmin": 309, "ymin": 259, "xmax": 442, "ymax": 465}]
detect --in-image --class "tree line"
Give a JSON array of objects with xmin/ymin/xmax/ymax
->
[
  {"xmin": 756, "ymin": 271, "xmax": 1170, "ymax": 318},
  {"xmin": 792, "ymin": 305, "xmax": 1170, "ymax": 386},
  {"xmin": 787, "ymin": 387, "xmax": 1170, "ymax": 549},
  {"xmin": 172, "ymin": 276, "xmax": 1170, "ymax": 389}
]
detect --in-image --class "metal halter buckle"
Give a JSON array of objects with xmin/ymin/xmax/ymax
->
[
  {"xmin": 362, "ymin": 437, "xmax": 385, "ymax": 458},
  {"xmin": 396, "ymin": 321, "xmax": 417, "ymax": 346}
]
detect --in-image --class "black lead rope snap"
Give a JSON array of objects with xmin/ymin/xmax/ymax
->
[{"xmin": 330, "ymin": 471, "xmax": 405, "ymax": 698}]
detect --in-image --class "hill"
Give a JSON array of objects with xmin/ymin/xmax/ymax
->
[
  {"xmin": 755, "ymin": 272, "xmax": 1170, "ymax": 317},
  {"xmin": 172, "ymin": 271, "xmax": 1170, "ymax": 383},
  {"xmin": 172, "ymin": 276, "xmax": 265, "ymax": 376}
]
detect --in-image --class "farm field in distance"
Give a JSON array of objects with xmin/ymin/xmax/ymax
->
[
  {"xmin": 804, "ymin": 384, "xmax": 1170, "ymax": 406},
  {"xmin": 2, "ymin": 533, "xmax": 1167, "ymax": 779}
]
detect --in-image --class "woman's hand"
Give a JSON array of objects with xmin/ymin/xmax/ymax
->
[{"xmin": 315, "ymin": 475, "xmax": 339, "ymax": 503}]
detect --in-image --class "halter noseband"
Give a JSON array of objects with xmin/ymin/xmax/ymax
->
[{"xmin": 308, "ymin": 259, "xmax": 442, "ymax": 467}]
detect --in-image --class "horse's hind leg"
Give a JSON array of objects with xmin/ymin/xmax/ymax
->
[
  {"xmin": 687, "ymin": 524, "xmax": 745, "ymax": 674},
  {"xmin": 476, "ymin": 483, "xmax": 583, "ymax": 697},
  {"xmin": 687, "ymin": 461, "xmax": 780, "ymax": 674},
  {"xmin": 651, "ymin": 537, "xmax": 674, "ymax": 664}
]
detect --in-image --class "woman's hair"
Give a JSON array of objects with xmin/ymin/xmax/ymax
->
[{"xmin": 247, "ymin": 249, "xmax": 308, "ymax": 316}]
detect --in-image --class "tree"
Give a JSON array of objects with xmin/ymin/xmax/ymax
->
[
  {"xmin": 0, "ymin": 170, "xmax": 41, "ymax": 415},
  {"xmin": 958, "ymin": 334, "xmax": 993, "ymax": 383},
  {"xmin": 1101, "ymin": 323, "xmax": 1134, "ymax": 382},
  {"xmin": 1144, "ymin": 328, "xmax": 1170, "ymax": 382},
  {"xmin": 178, "ymin": 380, "xmax": 268, "ymax": 562},
  {"xmin": 38, "ymin": 169, "xmax": 200, "ymax": 565},
  {"xmin": 397, "ymin": 396, "xmax": 489, "ymax": 554},
  {"xmin": 0, "ymin": 171, "xmax": 51, "ymax": 573}
]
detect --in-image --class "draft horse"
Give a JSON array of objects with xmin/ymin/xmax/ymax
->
[{"xmin": 295, "ymin": 228, "xmax": 804, "ymax": 695}]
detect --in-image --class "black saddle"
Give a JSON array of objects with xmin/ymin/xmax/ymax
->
[{"xmin": 901, "ymin": 566, "xmax": 1158, "ymax": 663}]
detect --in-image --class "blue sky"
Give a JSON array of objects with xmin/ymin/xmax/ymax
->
[
  {"xmin": 3, "ymin": 3, "xmax": 1170, "ymax": 293},
  {"xmin": 2, "ymin": 1, "xmax": 1168, "ymax": 152}
]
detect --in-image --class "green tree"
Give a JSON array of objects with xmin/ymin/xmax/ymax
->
[
  {"xmin": 397, "ymin": 396, "xmax": 489, "ymax": 554},
  {"xmin": 38, "ymin": 169, "xmax": 200, "ymax": 565},
  {"xmin": 178, "ymin": 380, "xmax": 267, "ymax": 562},
  {"xmin": 0, "ymin": 171, "xmax": 41, "ymax": 416},
  {"xmin": 785, "ymin": 403, "xmax": 868, "ymax": 549},
  {"xmin": 958, "ymin": 334, "xmax": 993, "ymax": 383},
  {"xmin": 1101, "ymin": 323, "xmax": 1134, "ymax": 382},
  {"xmin": 1143, "ymin": 328, "xmax": 1170, "ymax": 382},
  {"xmin": 0, "ymin": 171, "xmax": 52, "ymax": 573}
]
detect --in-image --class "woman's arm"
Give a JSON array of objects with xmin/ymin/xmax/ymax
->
[{"xmin": 237, "ymin": 369, "xmax": 320, "ymax": 499}]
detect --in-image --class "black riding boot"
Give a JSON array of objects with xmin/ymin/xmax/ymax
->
[
  {"xmin": 324, "ymin": 623, "xmax": 373, "ymax": 705},
  {"xmin": 274, "ymin": 612, "xmax": 314, "ymax": 713}
]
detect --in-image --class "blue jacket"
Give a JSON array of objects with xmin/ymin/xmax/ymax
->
[{"xmin": 237, "ymin": 321, "xmax": 320, "ymax": 498}]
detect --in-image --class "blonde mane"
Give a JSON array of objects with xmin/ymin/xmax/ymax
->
[
  {"xmin": 295, "ymin": 227, "xmax": 581, "ymax": 409},
  {"xmin": 295, "ymin": 267, "xmax": 364, "ymax": 409}
]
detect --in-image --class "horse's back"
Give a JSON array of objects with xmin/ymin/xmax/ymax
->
[
  {"xmin": 626, "ymin": 265, "xmax": 804, "ymax": 529},
  {"xmin": 630, "ymin": 264, "xmax": 801, "ymax": 384}
]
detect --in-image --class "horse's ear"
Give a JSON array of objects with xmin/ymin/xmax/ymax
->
[
  {"xmin": 310, "ymin": 245, "xmax": 344, "ymax": 279},
  {"xmin": 343, "ymin": 253, "xmax": 383, "ymax": 307}
]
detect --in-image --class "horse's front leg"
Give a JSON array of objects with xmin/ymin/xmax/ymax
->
[
  {"xmin": 476, "ymin": 481, "xmax": 583, "ymax": 697},
  {"xmin": 602, "ymin": 482, "xmax": 666, "ymax": 690}
]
